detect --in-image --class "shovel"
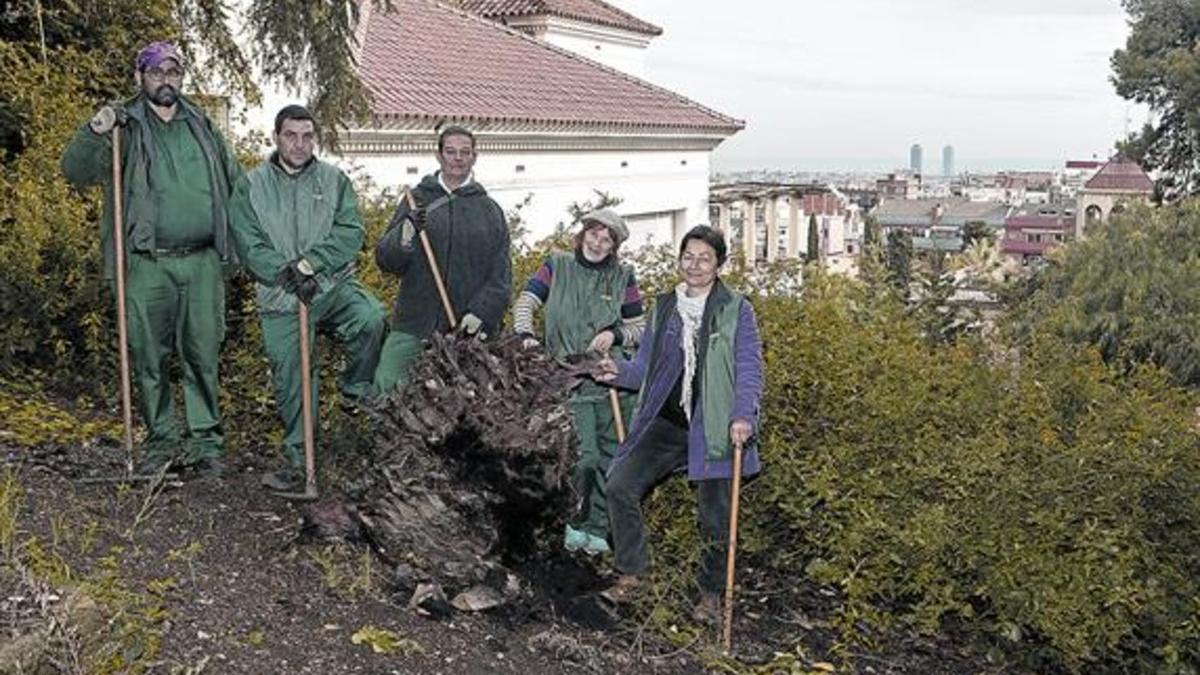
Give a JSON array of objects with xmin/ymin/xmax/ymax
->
[
  {"xmin": 557, "ymin": 351, "xmax": 626, "ymax": 441},
  {"xmin": 403, "ymin": 188, "xmax": 457, "ymax": 329},
  {"xmin": 111, "ymin": 124, "xmax": 136, "ymax": 474},
  {"xmin": 608, "ymin": 389, "xmax": 626, "ymax": 444},
  {"xmin": 274, "ymin": 300, "xmax": 319, "ymax": 501},
  {"xmin": 721, "ymin": 438, "xmax": 745, "ymax": 654}
]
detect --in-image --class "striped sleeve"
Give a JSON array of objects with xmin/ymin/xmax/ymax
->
[
  {"xmin": 523, "ymin": 258, "xmax": 555, "ymax": 303},
  {"xmin": 615, "ymin": 268, "xmax": 646, "ymax": 346},
  {"xmin": 512, "ymin": 290, "xmax": 542, "ymax": 336}
]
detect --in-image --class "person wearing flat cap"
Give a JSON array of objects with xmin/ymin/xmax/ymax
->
[
  {"xmin": 512, "ymin": 209, "xmax": 646, "ymax": 554},
  {"xmin": 61, "ymin": 41, "xmax": 242, "ymax": 478}
]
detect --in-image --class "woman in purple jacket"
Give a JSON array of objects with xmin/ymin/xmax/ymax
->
[{"xmin": 594, "ymin": 225, "xmax": 764, "ymax": 623}]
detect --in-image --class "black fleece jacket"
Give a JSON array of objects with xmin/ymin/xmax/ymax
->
[{"xmin": 376, "ymin": 173, "xmax": 511, "ymax": 338}]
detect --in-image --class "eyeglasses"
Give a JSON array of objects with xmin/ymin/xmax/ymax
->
[
  {"xmin": 144, "ymin": 67, "xmax": 185, "ymax": 81},
  {"xmin": 680, "ymin": 253, "xmax": 717, "ymax": 268}
]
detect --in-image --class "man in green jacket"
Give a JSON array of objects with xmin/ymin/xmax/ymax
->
[
  {"xmin": 60, "ymin": 41, "xmax": 242, "ymax": 476},
  {"xmin": 373, "ymin": 125, "xmax": 511, "ymax": 393},
  {"xmin": 227, "ymin": 105, "xmax": 386, "ymax": 492}
]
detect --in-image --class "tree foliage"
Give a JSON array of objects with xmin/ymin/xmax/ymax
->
[
  {"xmin": 861, "ymin": 214, "xmax": 879, "ymax": 248},
  {"xmin": 1006, "ymin": 201, "xmax": 1200, "ymax": 387},
  {"xmin": 246, "ymin": 0, "xmax": 385, "ymax": 146},
  {"xmin": 0, "ymin": 44, "xmax": 113, "ymax": 382},
  {"xmin": 960, "ymin": 220, "xmax": 993, "ymax": 249},
  {"xmin": 805, "ymin": 212, "xmax": 819, "ymax": 264},
  {"xmin": 1, "ymin": 0, "xmax": 175, "ymax": 157},
  {"xmin": 885, "ymin": 228, "xmax": 913, "ymax": 292},
  {"xmin": 1, "ymin": 0, "xmax": 388, "ymax": 157},
  {"xmin": 910, "ymin": 252, "xmax": 976, "ymax": 345},
  {"xmin": 1111, "ymin": 0, "xmax": 1200, "ymax": 198}
]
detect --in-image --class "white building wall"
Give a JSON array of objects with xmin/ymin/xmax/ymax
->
[
  {"xmin": 763, "ymin": 197, "xmax": 856, "ymax": 259},
  {"xmin": 538, "ymin": 18, "xmax": 651, "ymax": 79},
  {"xmin": 339, "ymin": 147, "xmax": 713, "ymax": 247}
]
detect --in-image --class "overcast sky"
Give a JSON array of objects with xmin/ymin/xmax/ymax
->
[{"xmin": 630, "ymin": 0, "xmax": 1142, "ymax": 173}]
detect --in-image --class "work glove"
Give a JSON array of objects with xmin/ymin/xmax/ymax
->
[
  {"xmin": 458, "ymin": 313, "xmax": 485, "ymax": 339},
  {"xmin": 295, "ymin": 276, "xmax": 320, "ymax": 305},
  {"xmin": 399, "ymin": 206, "xmax": 427, "ymax": 247},
  {"xmin": 517, "ymin": 332, "xmax": 540, "ymax": 350},
  {"xmin": 275, "ymin": 258, "xmax": 315, "ymax": 294},
  {"xmin": 587, "ymin": 330, "xmax": 616, "ymax": 354},
  {"xmin": 89, "ymin": 104, "xmax": 129, "ymax": 135}
]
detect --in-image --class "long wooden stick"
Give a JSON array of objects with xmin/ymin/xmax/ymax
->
[
  {"xmin": 403, "ymin": 188, "xmax": 457, "ymax": 328},
  {"xmin": 111, "ymin": 125, "xmax": 135, "ymax": 473},
  {"xmin": 721, "ymin": 439, "xmax": 745, "ymax": 653},
  {"xmin": 608, "ymin": 388, "xmax": 626, "ymax": 443},
  {"xmin": 298, "ymin": 301, "xmax": 318, "ymax": 498}
]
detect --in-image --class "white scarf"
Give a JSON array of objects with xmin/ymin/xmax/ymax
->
[{"xmin": 674, "ymin": 283, "xmax": 709, "ymax": 421}]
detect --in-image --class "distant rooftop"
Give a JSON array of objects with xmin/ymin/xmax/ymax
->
[
  {"xmin": 460, "ymin": 0, "xmax": 662, "ymax": 35},
  {"xmin": 874, "ymin": 198, "xmax": 1012, "ymax": 227},
  {"xmin": 1083, "ymin": 157, "xmax": 1154, "ymax": 193}
]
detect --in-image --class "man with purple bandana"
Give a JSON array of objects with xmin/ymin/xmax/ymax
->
[{"xmin": 61, "ymin": 41, "xmax": 243, "ymax": 477}]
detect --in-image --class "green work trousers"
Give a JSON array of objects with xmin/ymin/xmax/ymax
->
[
  {"xmin": 570, "ymin": 384, "xmax": 632, "ymax": 540},
  {"xmin": 261, "ymin": 279, "xmax": 385, "ymax": 467},
  {"xmin": 372, "ymin": 329, "xmax": 425, "ymax": 395},
  {"xmin": 125, "ymin": 248, "xmax": 225, "ymax": 462}
]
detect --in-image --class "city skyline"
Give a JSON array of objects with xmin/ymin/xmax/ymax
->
[{"xmin": 630, "ymin": 0, "xmax": 1144, "ymax": 173}]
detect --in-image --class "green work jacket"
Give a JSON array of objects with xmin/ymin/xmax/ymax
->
[
  {"xmin": 60, "ymin": 94, "xmax": 241, "ymax": 278},
  {"xmin": 227, "ymin": 155, "xmax": 363, "ymax": 315}
]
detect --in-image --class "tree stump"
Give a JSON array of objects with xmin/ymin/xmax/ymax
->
[{"xmin": 305, "ymin": 334, "xmax": 590, "ymax": 614}]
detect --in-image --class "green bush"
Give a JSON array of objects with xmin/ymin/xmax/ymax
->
[
  {"xmin": 0, "ymin": 46, "xmax": 114, "ymax": 385},
  {"xmin": 1007, "ymin": 201, "xmax": 1200, "ymax": 387},
  {"xmin": 742, "ymin": 271, "xmax": 1200, "ymax": 671}
]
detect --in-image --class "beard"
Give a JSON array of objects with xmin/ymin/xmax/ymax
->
[{"xmin": 149, "ymin": 85, "xmax": 178, "ymax": 107}]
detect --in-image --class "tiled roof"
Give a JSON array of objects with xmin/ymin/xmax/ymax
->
[
  {"xmin": 460, "ymin": 0, "xmax": 662, "ymax": 35},
  {"xmin": 1083, "ymin": 157, "xmax": 1153, "ymax": 193},
  {"xmin": 1005, "ymin": 214, "xmax": 1073, "ymax": 231},
  {"xmin": 874, "ymin": 198, "xmax": 1012, "ymax": 227},
  {"xmin": 1065, "ymin": 160, "xmax": 1103, "ymax": 169},
  {"xmin": 357, "ymin": 0, "xmax": 741, "ymax": 132}
]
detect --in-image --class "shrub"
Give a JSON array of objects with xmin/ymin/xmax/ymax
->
[
  {"xmin": 1007, "ymin": 201, "xmax": 1200, "ymax": 387},
  {"xmin": 0, "ymin": 46, "xmax": 114, "ymax": 387},
  {"xmin": 744, "ymin": 271, "xmax": 1200, "ymax": 671}
]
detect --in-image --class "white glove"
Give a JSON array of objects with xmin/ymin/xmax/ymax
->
[
  {"xmin": 521, "ymin": 336, "xmax": 540, "ymax": 350},
  {"xmin": 588, "ymin": 330, "xmax": 616, "ymax": 354},
  {"xmin": 459, "ymin": 313, "xmax": 484, "ymax": 339},
  {"xmin": 89, "ymin": 105, "xmax": 126, "ymax": 135}
]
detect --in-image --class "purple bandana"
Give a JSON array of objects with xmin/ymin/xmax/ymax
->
[{"xmin": 135, "ymin": 42, "xmax": 183, "ymax": 71}]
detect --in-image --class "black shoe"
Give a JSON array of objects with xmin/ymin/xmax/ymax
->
[
  {"xmin": 192, "ymin": 457, "xmax": 226, "ymax": 479},
  {"xmin": 692, "ymin": 592, "xmax": 721, "ymax": 624},
  {"xmin": 261, "ymin": 467, "xmax": 303, "ymax": 492},
  {"xmin": 138, "ymin": 455, "xmax": 174, "ymax": 476},
  {"xmin": 339, "ymin": 396, "xmax": 366, "ymax": 417}
]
